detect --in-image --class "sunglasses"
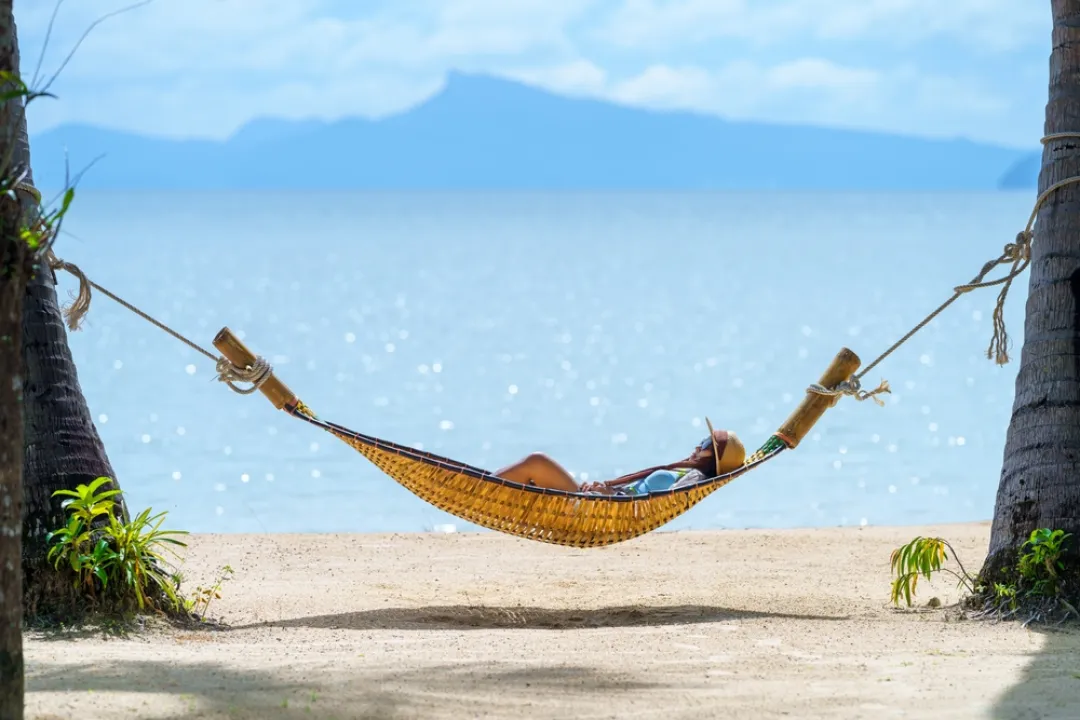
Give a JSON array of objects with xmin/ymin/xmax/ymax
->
[{"xmin": 696, "ymin": 437, "xmax": 713, "ymax": 453}]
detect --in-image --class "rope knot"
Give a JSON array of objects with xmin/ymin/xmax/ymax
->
[
  {"xmin": 215, "ymin": 355, "xmax": 273, "ymax": 395},
  {"xmin": 807, "ymin": 377, "xmax": 891, "ymax": 407},
  {"xmin": 46, "ymin": 251, "xmax": 93, "ymax": 331},
  {"xmin": 984, "ymin": 230, "xmax": 1033, "ymax": 366},
  {"xmin": 944, "ymin": 227, "xmax": 1034, "ymax": 365},
  {"xmin": 1004, "ymin": 230, "xmax": 1032, "ymax": 263}
]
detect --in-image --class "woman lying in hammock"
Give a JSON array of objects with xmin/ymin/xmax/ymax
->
[{"xmin": 495, "ymin": 419, "xmax": 746, "ymax": 495}]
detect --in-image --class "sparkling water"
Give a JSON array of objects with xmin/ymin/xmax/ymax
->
[{"xmin": 54, "ymin": 190, "xmax": 1030, "ymax": 534}]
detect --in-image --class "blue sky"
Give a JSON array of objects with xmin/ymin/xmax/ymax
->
[{"xmin": 19, "ymin": 0, "xmax": 1049, "ymax": 148}]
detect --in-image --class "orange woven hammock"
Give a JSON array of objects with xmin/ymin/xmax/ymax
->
[
  {"xmin": 213, "ymin": 329, "xmax": 861, "ymax": 548},
  {"xmin": 295, "ymin": 404, "xmax": 785, "ymax": 547}
]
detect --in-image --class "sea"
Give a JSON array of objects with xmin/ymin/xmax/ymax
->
[{"xmin": 50, "ymin": 190, "xmax": 1033, "ymax": 535}]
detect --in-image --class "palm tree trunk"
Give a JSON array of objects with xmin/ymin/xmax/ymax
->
[
  {"xmin": 11, "ymin": 19, "xmax": 128, "ymax": 615},
  {"xmin": 981, "ymin": 0, "xmax": 1080, "ymax": 593},
  {"xmin": 0, "ymin": 5, "xmax": 31, "ymax": 717},
  {"xmin": 0, "ymin": 229, "xmax": 28, "ymax": 720},
  {"xmin": 21, "ymin": 264, "xmax": 128, "ymax": 524}
]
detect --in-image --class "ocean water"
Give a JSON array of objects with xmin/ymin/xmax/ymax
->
[{"xmin": 51, "ymin": 190, "xmax": 1032, "ymax": 535}]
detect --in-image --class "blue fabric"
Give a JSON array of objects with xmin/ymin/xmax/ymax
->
[{"xmin": 621, "ymin": 469, "xmax": 686, "ymax": 495}]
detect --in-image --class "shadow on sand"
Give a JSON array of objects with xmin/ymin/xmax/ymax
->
[
  {"xmin": 227, "ymin": 603, "xmax": 850, "ymax": 631},
  {"xmin": 26, "ymin": 658, "xmax": 667, "ymax": 720},
  {"xmin": 991, "ymin": 623, "xmax": 1080, "ymax": 720}
]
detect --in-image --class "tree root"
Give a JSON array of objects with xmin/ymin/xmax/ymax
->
[{"xmin": 959, "ymin": 593, "xmax": 1080, "ymax": 628}]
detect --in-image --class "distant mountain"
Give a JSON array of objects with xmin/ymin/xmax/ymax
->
[
  {"xmin": 29, "ymin": 71, "xmax": 1034, "ymax": 191},
  {"xmin": 998, "ymin": 152, "xmax": 1040, "ymax": 190}
]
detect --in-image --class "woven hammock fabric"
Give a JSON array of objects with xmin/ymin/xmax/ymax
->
[{"xmin": 287, "ymin": 401, "xmax": 786, "ymax": 548}]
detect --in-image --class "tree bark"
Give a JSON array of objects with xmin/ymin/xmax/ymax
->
[
  {"xmin": 981, "ymin": 0, "xmax": 1080, "ymax": 592},
  {"xmin": 0, "ymin": 226, "xmax": 27, "ymax": 720},
  {"xmin": 21, "ymin": 258, "xmax": 129, "ymax": 539},
  {"xmin": 16, "ymin": 34, "xmax": 128, "ymax": 615},
  {"xmin": 0, "ymin": 4, "xmax": 32, "ymax": 717}
]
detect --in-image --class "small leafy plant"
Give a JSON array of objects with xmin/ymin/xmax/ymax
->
[
  {"xmin": 182, "ymin": 564, "xmax": 235, "ymax": 618},
  {"xmin": 890, "ymin": 536, "xmax": 974, "ymax": 607},
  {"xmin": 45, "ymin": 477, "xmax": 189, "ymax": 612},
  {"xmin": 992, "ymin": 582, "xmax": 1018, "ymax": 611}
]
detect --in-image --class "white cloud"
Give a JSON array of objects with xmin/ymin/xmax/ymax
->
[
  {"xmin": 816, "ymin": 1, "xmax": 1046, "ymax": 51},
  {"xmin": 22, "ymin": 0, "xmax": 596, "ymax": 78},
  {"xmin": 599, "ymin": 0, "xmax": 1047, "ymax": 52},
  {"xmin": 429, "ymin": 0, "xmax": 594, "ymax": 57},
  {"xmin": 499, "ymin": 60, "xmax": 609, "ymax": 95},
  {"xmin": 766, "ymin": 58, "xmax": 878, "ymax": 92},
  {"xmin": 609, "ymin": 64, "xmax": 714, "ymax": 107},
  {"xmin": 602, "ymin": 59, "xmax": 883, "ymax": 120},
  {"xmin": 596, "ymin": 0, "xmax": 745, "ymax": 49}
]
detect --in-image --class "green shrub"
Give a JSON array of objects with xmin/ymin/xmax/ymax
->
[{"xmin": 46, "ymin": 477, "xmax": 189, "ymax": 612}]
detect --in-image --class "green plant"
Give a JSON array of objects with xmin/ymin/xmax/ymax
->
[
  {"xmin": 45, "ymin": 478, "xmax": 119, "ymax": 590},
  {"xmin": 46, "ymin": 477, "xmax": 122, "ymax": 594},
  {"xmin": 993, "ymin": 582, "xmax": 1018, "ymax": 610},
  {"xmin": 890, "ymin": 528, "xmax": 1074, "ymax": 611},
  {"xmin": 889, "ymin": 536, "xmax": 974, "ymax": 607},
  {"xmin": 1018, "ymin": 528, "xmax": 1072, "ymax": 596},
  {"xmin": 105, "ymin": 507, "xmax": 189, "ymax": 609},
  {"xmin": 18, "ymin": 185, "xmax": 73, "ymax": 250},
  {"xmin": 183, "ymin": 564, "xmax": 235, "ymax": 618},
  {"xmin": 45, "ymin": 477, "xmax": 189, "ymax": 612}
]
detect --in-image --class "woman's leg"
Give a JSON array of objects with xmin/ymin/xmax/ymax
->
[{"xmin": 495, "ymin": 452, "xmax": 579, "ymax": 492}]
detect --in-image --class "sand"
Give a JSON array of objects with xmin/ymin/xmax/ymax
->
[{"xmin": 20, "ymin": 522, "xmax": 1080, "ymax": 720}]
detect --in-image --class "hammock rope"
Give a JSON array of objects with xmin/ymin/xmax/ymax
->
[
  {"xmin": 29, "ymin": 150, "xmax": 1080, "ymax": 546},
  {"xmin": 42, "ymin": 250, "xmax": 275, "ymax": 393}
]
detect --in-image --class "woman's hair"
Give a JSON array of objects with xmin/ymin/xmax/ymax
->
[{"xmin": 684, "ymin": 448, "xmax": 717, "ymax": 475}]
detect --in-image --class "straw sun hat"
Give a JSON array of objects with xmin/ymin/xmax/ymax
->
[{"xmin": 705, "ymin": 417, "xmax": 747, "ymax": 475}]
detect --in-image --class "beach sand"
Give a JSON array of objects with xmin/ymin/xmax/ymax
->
[{"xmin": 21, "ymin": 522, "xmax": 1080, "ymax": 720}]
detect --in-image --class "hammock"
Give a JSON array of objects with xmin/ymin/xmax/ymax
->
[{"xmin": 209, "ymin": 328, "xmax": 863, "ymax": 548}]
